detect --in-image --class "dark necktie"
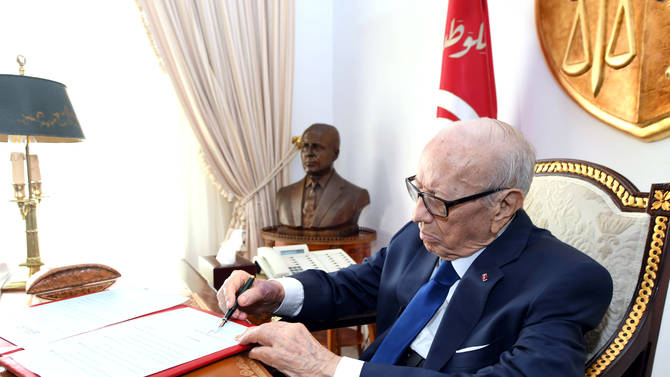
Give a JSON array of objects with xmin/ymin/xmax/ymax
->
[
  {"xmin": 370, "ymin": 260, "xmax": 459, "ymax": 364},
  {"xmin": 302, "ymin": 176, "xmax": 318, "ymax": 228}
]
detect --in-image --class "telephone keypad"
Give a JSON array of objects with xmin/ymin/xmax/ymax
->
[{"xmin": 288, "ymin": 266, "xmax": 302, "ymax": 274}]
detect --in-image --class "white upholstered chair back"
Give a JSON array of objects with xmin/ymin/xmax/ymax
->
[{"xmin": 522, "ymin": 160, "xmax": 670, "ymax": 377}]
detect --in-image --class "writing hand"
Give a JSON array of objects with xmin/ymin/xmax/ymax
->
[
  {"xmin": 237, "ymin": 321, "xmax": 341, "ymax": 377},
  {"xmin": 216, "ymin": 270, "xmax": 285, "ymax": 321}
]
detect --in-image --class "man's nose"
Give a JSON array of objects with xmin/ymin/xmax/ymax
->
[{"xmin": 412, "ymin": 197, "xmax": 433, "ymax": 223}]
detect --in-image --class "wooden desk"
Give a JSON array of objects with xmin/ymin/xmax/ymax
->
[{"xmin": 0, "ymin": 261, "xmax": 272, "ymax": 377}]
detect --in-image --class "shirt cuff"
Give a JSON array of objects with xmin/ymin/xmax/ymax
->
[
  {"xmin": 333, "ymin": 357, "xmax": 364, "ymax": 377},
  {"xmin": 272, "ymin": 277, "xmax": 304, "ymax": 317}
]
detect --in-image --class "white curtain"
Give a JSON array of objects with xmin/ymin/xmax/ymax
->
[{"xmin": 137, "ymin": 0, "xmax": 296, "ymax": 256}]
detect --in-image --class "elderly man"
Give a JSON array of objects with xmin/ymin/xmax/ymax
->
[{"xmin": 218, "ymin": 118, "xmax": 613, "ymax": 376}]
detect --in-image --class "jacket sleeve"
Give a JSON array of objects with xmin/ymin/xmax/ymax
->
[
  {"xmin": 290, "ymin": 246, "xmax": 386, "ymax": 322},
  {"xmin": 289, "ymin": 221, "xmax": 416, "ymax": 322}
]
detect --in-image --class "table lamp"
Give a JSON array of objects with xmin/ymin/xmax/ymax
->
[{"xmin": 0, "ymin": 56, "xmax": 84, "ymax": 290}]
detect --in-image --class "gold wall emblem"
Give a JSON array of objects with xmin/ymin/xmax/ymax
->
[{"xmin": 536, "ymin": 0, "xmax": 670, "ymax": 142}]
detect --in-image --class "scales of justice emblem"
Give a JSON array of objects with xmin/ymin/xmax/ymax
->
[{"xmin": 536, "ymin": 0, "xmax": 670, "ymax": 141}]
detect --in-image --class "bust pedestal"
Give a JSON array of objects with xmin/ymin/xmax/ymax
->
[{"xmin": 260, "ymin": 226, "xmax": 376, "ymax": 263}]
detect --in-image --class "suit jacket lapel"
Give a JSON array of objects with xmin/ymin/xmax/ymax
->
[
  {"xmin": 424, "ymin": 210, "xmax": 533, "ymax": 371},
  {"xmin": 396, "ymin": 246, "xmax": 438, "ymax": 309},
  {"xmin": 290, "ymin": 178, "xmax": 305, "ymax": 225},
  {"xmin": 312, "ymin": 172, "xmax": 343, "ymax": 226},
  {"xmin": 360, "ymin": 232, "xmax": 437, "ymax": 361},
  {"xmin": 423, "ymin": 264, "xmax": 503, "ymax": 370}
]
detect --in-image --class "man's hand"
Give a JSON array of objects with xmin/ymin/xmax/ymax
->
[
  {"xmin": 216, "ymin": 270, "xmax": 285, "ymax": 321},
  {"xmin": 237, "ymin": 321, "xmax": 341, "ymax": 377}
]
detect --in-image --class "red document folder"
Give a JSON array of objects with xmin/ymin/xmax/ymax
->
[{"xmin": 0, "ymin": 304, "xmax": 252, "ymax": 377}]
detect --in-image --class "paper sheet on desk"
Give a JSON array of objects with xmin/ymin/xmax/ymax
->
[
  {"xmin": 0, "ymin": 287, "xmax": 186, "ymax": 349},
  {"xmin": 0, "ymin": 263, "xmax": 9, "ymax": 293},
  {"xmin": 9, "ymin": 306, "xmax": 248, "ymax": 377}
]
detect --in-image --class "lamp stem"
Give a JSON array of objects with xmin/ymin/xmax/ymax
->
[
  {"xmin": 20, "ymin": 137, "xmax": 43, "ymax": 276},
  {"xmin": 26, "ymin": 139, "xmax": 32, "ymax": 198}
]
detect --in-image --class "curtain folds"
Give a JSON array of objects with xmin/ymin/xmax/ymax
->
[{"xmin": 137, "ymin": 0, "xmax": 296, "ymax": 255}]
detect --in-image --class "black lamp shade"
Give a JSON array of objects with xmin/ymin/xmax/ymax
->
[{"xmin": 0, "ymin": 74, "xmax": 84, "ymax": 142}]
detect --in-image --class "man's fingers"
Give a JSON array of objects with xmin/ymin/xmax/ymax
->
[
  {"xmin": 236, "ymin": 286, "xmax": 260, "ymax": 307},
  {"xmin": 237, "ymin": 322, "xmax": 341, "ymax": 377},
  {"xmin": 236, "ymin": 325, "xmax": 264, "ymax": 345},
  {"xmin": 217, "ymin": 270, "xmax": 253, "ymax": 311},
  {"xmin": 233, "ymin": 309, "xmax": 248, "ymax": 321},
  {"xmin": 225, "ymin": 271, "xmax": 252, "ymax": 305},
  {"xmin": 247, "ymin": 345, "xmax": 273, "ymax": 363}
]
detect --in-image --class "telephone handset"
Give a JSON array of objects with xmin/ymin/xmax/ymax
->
[
  {"xmin": 255, "ymin": 246, "xmax": 293, "ymax": 278},
  {"xmin": 253, "ymin": 244, "xmax": 355, "ymax": 279}
]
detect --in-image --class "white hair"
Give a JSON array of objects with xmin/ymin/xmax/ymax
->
[{"xmin": 481, "ymin": 118, "xmax": 536, "ymax": 198}]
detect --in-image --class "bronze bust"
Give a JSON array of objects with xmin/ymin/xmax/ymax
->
[{"xmin": 276, "ymin": 123, "xmax": 370, "ymax": 236}]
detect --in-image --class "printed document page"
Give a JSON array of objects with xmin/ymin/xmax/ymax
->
[
  {"xmin": 0, "ymin": 287, "xmax": 186, "ymax": 349},
  {"xmin": 0, "ymin": 263, "xmax": 9, "ymax": 295},
  {"xmin": 9, "ymin": 306, "xmax": 247, "ymax": 377}
]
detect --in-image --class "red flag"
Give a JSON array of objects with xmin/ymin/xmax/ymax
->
[{"xmin": 437, "ymin": 0, "xmax": 497, "ymax": 121}]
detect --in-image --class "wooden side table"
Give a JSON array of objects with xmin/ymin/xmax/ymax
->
[{"xmin": 260, "ymin": 226, "xmax": 377, "ymax": 357}]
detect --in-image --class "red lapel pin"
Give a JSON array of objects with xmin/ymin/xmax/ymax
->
[{"xmin": 481, "ymin": 273, "xmax": 488, "ymax": 282}]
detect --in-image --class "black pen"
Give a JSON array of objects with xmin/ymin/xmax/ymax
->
[{"xmin": 218, "ymin": 276, "xmax": 255, "ymax": 328}]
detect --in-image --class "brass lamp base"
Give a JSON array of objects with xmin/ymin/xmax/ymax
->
[
  {"xmin": 20, "ymin": 256, "xmax": 44, "ymax": 276},
  {"xmin": 1, "ymin": 256, "xmax": 44, "ymax": 292},
  {"xmin": 1, "ymin": 262, "xmax": 31, "ymax": 292},
  {"xmin": 2, "ymin": 280, "xmax": 26, "ymax": 291}
]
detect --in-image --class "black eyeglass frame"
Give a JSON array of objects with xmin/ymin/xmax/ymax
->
[{"xmin": 405, "ymin": 175, "xmax": 508, "ymax": 218}]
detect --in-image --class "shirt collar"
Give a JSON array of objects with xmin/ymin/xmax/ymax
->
[
  {"xmin": 451, "ymin": 248, "xmax": 484, "ymax": 278},
  {"xmin": 306, "ymin": 169, "xmax": 334, "ymax": 189}
]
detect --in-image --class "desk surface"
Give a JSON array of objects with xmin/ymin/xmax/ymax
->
[{"xmin": 0, "ymin": 260, "xmax": 271, "ymax": 377}]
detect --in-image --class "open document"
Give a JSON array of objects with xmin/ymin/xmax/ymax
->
[
  {"xmin": 4, "ymin": 306, "xmax": 250, "ymax": 377},
  {"xmin": 0, "ymin": 263, "xmax": 9, "ymax": 293},
  {"xmin": 0, "ymin": 287, "xmax": 187, "ymax": 350}
]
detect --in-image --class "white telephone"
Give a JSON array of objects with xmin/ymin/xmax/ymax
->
[{"xmin": 254, "ymin": 244, "xmax": 356, "ymax": 279}]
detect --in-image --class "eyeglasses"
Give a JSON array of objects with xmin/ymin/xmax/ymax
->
[{"xmin": 405, "ymin": 175, "xmax": 507, "ymax": 218}]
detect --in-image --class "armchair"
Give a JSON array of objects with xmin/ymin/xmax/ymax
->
[{"xmin": 524, "ymin": 159, "xmax": 670, "ymax": 377}]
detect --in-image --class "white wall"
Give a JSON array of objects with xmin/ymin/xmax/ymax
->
[
  {"xmin": 290, "ymin": 0, "xmax": 334, "ymax": 178},
  {"xmin": 293, "ymin": 0, "xmax": 669, "ymax": 375},
  {"xmin": 332, "ymin": 1, "xmax": 448, "ymax": 244},
  {"xmin": 0, "ymin": 1, "xmax": 188, "ymax": 289}
]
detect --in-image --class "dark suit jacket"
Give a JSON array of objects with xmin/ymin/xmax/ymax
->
[
  {"xmin": 290, "ymin": 210, "xmax": 613, "ymax": 376},
  {"xmin": 276, "ymin": 170, "xmax": 370, "ymax": 228}
]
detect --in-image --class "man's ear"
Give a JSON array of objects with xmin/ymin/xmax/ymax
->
[
  {"xmin": 334, "ymin": 148, "xmax": 340, "ymax": 159},
  {"xmin": 491, "ymin": 189, "xmax": 524, "ymax": 233}
]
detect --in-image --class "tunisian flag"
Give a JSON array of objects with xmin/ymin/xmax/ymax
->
[{"xmin": 437, "ymin": 0, "xmax": 497, "ymax": 121}]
